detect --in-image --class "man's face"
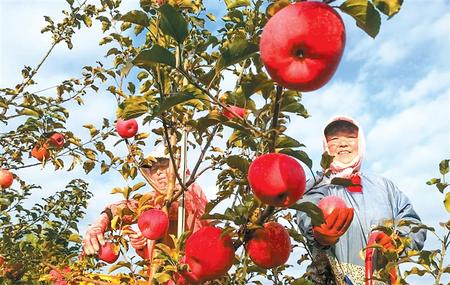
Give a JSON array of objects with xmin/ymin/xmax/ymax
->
[
  {"xmin": 326, "ymin": 130, "xmax": 359, "ymax": 165},
  {"xmin": 147, "ymin": 159, "xmax": 169, "ymax": 189}
]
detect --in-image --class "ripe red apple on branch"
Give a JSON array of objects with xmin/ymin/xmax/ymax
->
[
  {"xmin": 98, "ymin": 242, "xmax": 120, "ymax": 264},
  {"xmin": 317, "ymin": 195, "xmax": 348, "ymax": 216},
  {"xmin": 48, "ymin": 133, "xmax": 65, "ymax": 148},
  {"xmin": 247, "ymin": 222, "xmax": 291, "ymax": 269},
  {"xmin": 31, "ymin": 143, "xmax": 50, "ymax": 161},
  {"xmin": 184, "ymin": 226, "xmax": 235, "ymax": 282},
  {"xmin": 248, "ymin": 153, "xmax": 306, "ymax": 207},
  {"xmin": 137, "ymin": 209, "xmax": 169, "ymax": 240},
  {"xmin": 222, "ymin": 105, "xmax": 248, "ymax": 120},
  {"xmin": 260, "ymin": 2, "xmax": 346, "ymax": 91},
  {"xmin": 116, "ymin": 118, "xmax": 138, "ymax": 139},
  {"xmin": 0, "ymin": 169, "xmax": 14, "ymax": 189}
]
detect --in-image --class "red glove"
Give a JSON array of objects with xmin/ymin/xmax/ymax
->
[
  {"xmin": 370, "ymin": 231, "xmax": 395, "ymax": 252},
  {"xmin": 313, "ymin": 207, "xmax": 354, "ymax": 246},
  {"xmin": 82, "ymin": 213, "xmax": 109, "ymax": 255}
]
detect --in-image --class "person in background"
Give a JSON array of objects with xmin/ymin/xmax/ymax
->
[
  {"xmin": 296, "ymin": 115, "xmax": 426, "ymax": 285},
  {"xmin": 82, "ymin": 145, "xmax": 209, "ymax": 258}
]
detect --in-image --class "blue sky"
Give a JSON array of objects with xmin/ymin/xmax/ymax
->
[{"xmin": 1, "ymin": 0, "xmax": 449, "ymax": 283}]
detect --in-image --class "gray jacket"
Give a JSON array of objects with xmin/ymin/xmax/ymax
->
[{"xmin": 296, "ymin": 172, "xmax": 426, "ymax": 267}]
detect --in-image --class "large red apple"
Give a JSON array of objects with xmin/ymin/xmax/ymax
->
[
  {"xmin": 184, "ymin": 226, "xmax": 235, "ymax": 282},
  {"xmin": 260, "ymin": 2, "xmax": 345, "ymax": 91},
  {"xmin": 48, "ymin": 133, "xmax": 65, "ymax": 148},
  {"xmin": 248, "ymin": 153, "xmax": 306, "ymax": 207},
  {"xmin": 31, "ymin": 143, "xmax": 50, "ymax": 161},
  {"xmin": 222, "ymin": 106, "xmax": 247, "ymax": 120},
  {"xmin": 0, "ymin": 255, "xmax": 4, "ymax": 267},
  {"xmin": 116, "ymin": 119, "xmax": 138, "ymax": 139},
  {"xmin": 247, "ymin": 222, "xmax": 291, "ymax": 269},
  {"xmin": 137, "ymin": 209, "xmax": 169, "ymax": 240},
  {"xmin": 317, "ymin": 195, "xmax": 347, "ymax": 216},
  {"xmin": 98, "ymin": 242, "xmax": 120, "ymax": 263},
  {"xmin": 0, "ymin": 169, "xmax": 13, "ymax": 189}
]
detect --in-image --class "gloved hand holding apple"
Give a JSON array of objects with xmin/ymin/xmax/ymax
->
[{"xmin": 313, "ymin": 196, "xmax": 354, "ymax": 246}]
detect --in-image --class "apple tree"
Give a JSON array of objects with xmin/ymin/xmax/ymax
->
[{"xmin": 3, "ymin": 0, "xmax": 445, "ymax": 284}]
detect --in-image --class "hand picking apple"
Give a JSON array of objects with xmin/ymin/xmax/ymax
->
[
  {"xmin": 295, "ymin": 116, "xmax": 426, "ymax": 284},
  {"xmin": 260, "ymin": 2, "xmax": 345, "ymax": 91},
  {"xmin": 81, "ymin": 145, "xmax": 209, "ymax": 259}
]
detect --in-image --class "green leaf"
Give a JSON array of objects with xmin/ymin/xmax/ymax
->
[
  {"xmin": 226, "ymin": 155, "xmax": 250, "ymax": 173},
  {"xmin": 444, "ymin": 192, "xmax": 450, "ymax": 213},
  {"xmin": 82, "ymin": 15, "xmax": 92, "ymax": 27},
  {"xmin": 216, "ymin": 40, "xmax": 258, "ymax": 73},
  {"xmin": 133, "ymin": 45, "xmax": 176, "ymax": 68},
  {"xmin": 320, "ymin": 152, "xmax": 334, "ymax": 170},
  {"xmin": 291, "ymin": 277, "xmax": 314, "ymax": 285},
  {"xmin": 275, "ymin": 135, "xmax": 303, "ymax": 148},
  {"xmin": 426, "ymin": 177, "xmax": 440, "ymax": 186},
  {"xmin": 339, "ymin": 0, "xmax": 381, "ymax": 38},
  {"xmin": 279, "ymin": 148, "xmax": 312, "ymax": 169},
  {"xmin": 117, "ymin": 96, "xmax": 149, "ymax": 120},
  {"xmin": 331, "ymin": 177, "xmax": 353, "ymax": 187},
  {"xmin": 224, "ymin": 0, "xmax": 250, "ymax": 9},
  {"xmin": 290, "ymin": 202, "xmax": 324, "ymax": 226},
  {"xmin": 439, "ymin": 159, "xmax": 449, "ymax": 175},
  {"xmin": 373, "ymin": 0, "xmax": 403, "ymax": 18},
  {"xmin": 159, "ymin": 4, "xmax": 189, "ymax": 44},
  {"xmin": 153, "ymin": 92, "xmax": 196, "ymax": 117},
  {"xmin": 196, "ymin": 113, "xmax": 222, "ymax": 134},
  {"xmin": 120, "ymin": 10, "xmax": 149, "ymax": 26},
  {"xmin": 437, "ymin": 182, "xmax": 449, "ymax": 193}
]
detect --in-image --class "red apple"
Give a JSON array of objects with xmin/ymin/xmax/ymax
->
[
  {"xmin": 0, "ymin": 255, "xmax": 4, "ymax": 267},
  {"xmin": 49, "ymin": 267, "xmax": 70, "ymax": 285},
  {"xmin": 0, "ymin": 169, "xmax": 13, "ymax": 189},
  {"xmin": 138, "ymin": 209, "xmax": 169, "ymax": 240},
  {"xmin": 116, "ymin": 119, "xmax": 138, "ymax": 139},
  {"xmin": 222, "ymin": 106, "xmax": 247, "ymax": 120},
  {"xmin": 48, "ymin": 133, "xmax": 65, "ymax": 148},
  {"xmin": 98, "ymin": 242, "xmax": 120, "ymax": 263},
  {"xmin": 184, "ymin": 226, "xmax": 235, "ymax": 282},
  {"xmin": 247, "ymin": 222, "xmax": 291, "ymax": 269},
  {"xmin": 317, "ymin": 195, "xmax": 347, "ymax": 216},
  {"xmin": 260, "ymin": 2, "xmax": 345, "ymax": 91},
  {"xmin": 247, "ymin": 153, "xmax": 306, "ymax": 207},
  {"xmin": 31, "ymin": 143, "xmax": 50, "ymax": 161}
]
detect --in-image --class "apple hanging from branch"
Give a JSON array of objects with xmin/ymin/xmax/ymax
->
[
  {"xmin": 116, "ymin": 118, "xmax": 138, "ymax": 139},
  {"xmin": 260, "ymin": 2, "xmax": 346, "ymax": 92},
  {"xmin": 137, "ymin": 209, "xmax": 169, "ymax": 240},
  {"xmin": 247, "ymin": 222, "xmax": 291, "ymax": 269},
  {"xmin": 183, "ymin": 226, "xmax": 235, "ymax": 282},
  {"xmin": 0, "ymin": 169, "xmax": 14, "ymax": 189},
  {"xmin": 248, "ymin": 153, "xmax": 306, "ymax": 207}
]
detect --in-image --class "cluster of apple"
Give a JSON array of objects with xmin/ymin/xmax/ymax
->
[
  {"xmin": 105, "ymin": 1, "xmax": 348, "ymax": 278},
  {"xmin": 30, "ymin": 132, "xmax": 66, "ymax": 161}
]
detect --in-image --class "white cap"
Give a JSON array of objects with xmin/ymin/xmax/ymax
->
[{"xmin": 149, "ymin": 144, "xmax": 169, "ymax": 159}]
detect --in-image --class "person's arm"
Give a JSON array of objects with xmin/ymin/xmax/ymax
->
[
  {"xmin": 82, "ymin": 199, "xmax": 141, "ymax": 255},
  {"xmin": 389, "ymin": 180, "xmax": 427, "ymax": 251}
]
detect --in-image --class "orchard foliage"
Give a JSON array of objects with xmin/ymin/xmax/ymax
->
[{"xmin": 2, "ymin": 0, "xmax": 447, "ymax": 284}]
